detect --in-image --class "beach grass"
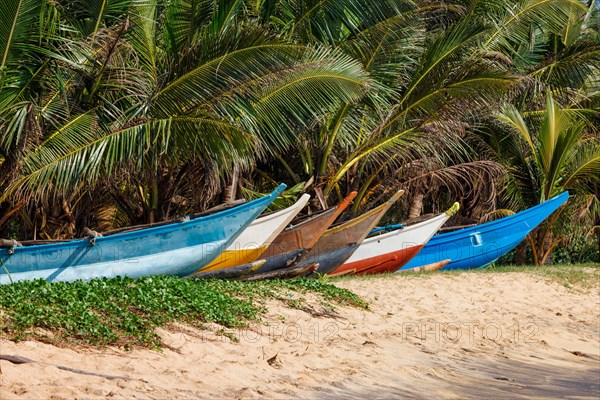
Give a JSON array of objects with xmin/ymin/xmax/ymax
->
[
  {"xmin": 473, "ymin": 263, "xmax": 600, "ymax": 290},
  {"xmin": 0, "ymin": 276, "xmax": 367, "ymax": 349},
  {"xmin": 330, "ymin": 263, "xmax": 600, "ymax": 290}
]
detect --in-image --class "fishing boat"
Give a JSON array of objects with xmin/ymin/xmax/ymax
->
[
  {"xmin": 252, "ymin": 191, "xmax": 357, "ymax": 274},
  {"xmin": 294, "ymin": 190, "xmax": 405, "ymax": 275},
  {"xmin": 0, "ymin": 185, "xmax": 286, "ymax": 284},
  {"xmin": 196, "ymin": 194, "xmax": 311, "ymax": 272},
  {"xmin": 330, "ymin": 203, "xmax": 460, "ymax": 276},
  {"xmin": 400, "ymin": 191, "xmax": 569, "ymax": 271}
]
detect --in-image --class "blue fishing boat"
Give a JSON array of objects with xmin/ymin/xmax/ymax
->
[
  {"xmin": 400, "ymin": 192, "xmax": 569, "ymax": 271},
  {"xmin": 0, "ymin": 184, "xmax": 286, "ymax": 284}
]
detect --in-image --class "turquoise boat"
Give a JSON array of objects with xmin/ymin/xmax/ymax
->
[
  {"xmin": 0, "ymin": 184, "xmax": 286, "ymax": 284},
  {"xmin": 400, "ymin": 192, "xmax": 569, "ymax": 271}
]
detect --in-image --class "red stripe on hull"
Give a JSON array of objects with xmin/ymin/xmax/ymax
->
[{"xmin": 331, "ymin": 245, "xmax": 424, "ymax": 276}]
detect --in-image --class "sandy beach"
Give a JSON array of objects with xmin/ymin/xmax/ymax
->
[{"xmin": 1, "ymin": 270, "xmax": 599, "ymax": 399}]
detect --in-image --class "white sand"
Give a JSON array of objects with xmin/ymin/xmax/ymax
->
[{"xmin": 1, "ymin": 271, "xmax": 599, "ymax": 399}]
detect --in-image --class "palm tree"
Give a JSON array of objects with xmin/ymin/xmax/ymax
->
[
  {"xmin": 252, "ymin": 0, "xmax": 589, "ymax": 219},
  {"xmin": 0, "ymin": 0, "xmax": 370, "ymax": 237},
  {"xmin": 482, "ymin": 92, "xmax": 599, "ymax": 264},
  {"xmin": 472, "ymin": 0, "xmax": 600, "ymax": 264}
]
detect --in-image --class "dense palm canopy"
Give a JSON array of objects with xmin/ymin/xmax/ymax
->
[
  {"xmin": 482, "ymin": 93, "xmax": 599, "ymax": 263},
  {"xmin": 0, "ymin": 0, "xmax": 598, "ymax": 262}
]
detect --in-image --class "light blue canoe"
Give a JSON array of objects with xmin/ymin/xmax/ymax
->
[
  {"xmin": 0, "ymin": 184, "xmax": 286, "ymax": 284},
  {"xmin": 400, "ymin": 192, "xmax": 569, "ymax": 271}
]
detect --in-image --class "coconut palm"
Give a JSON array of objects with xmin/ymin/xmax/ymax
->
[
  {"xmin": 252, "ymin": 0, "xmax": 590, "ymax": 218},
  {"xmin": 471, "ymin": 0, "xmax": 600, "ymax": 264},
  {"xmin": 0, "ymin": 0, "xmax": 370, "ymax": 236},
  {"xmin": 480, "ymin": 92, "xmax": 599, "ymax": 264}
]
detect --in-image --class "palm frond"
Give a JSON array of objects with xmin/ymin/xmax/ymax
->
[
  {"xmin": 163, "ymin": 0, "xmax": 214, "ymax": 55},
  {"xmin": 251, "ymin": 46, "xmax": 371, "ymax": 151},
  {"xmin": 483, "ymin": 0, "xmax": 588, "ymax": 55},
  {"xmin": 279, "ymin": 0, "xmax": 407, "ymax": 45},
  {"xmin": 2, "ymin": 115, "xmax": 254, "ymax": 201},
  {"xmin": 0, "ymin": 0, "xmax": 40, "ymax": 68},
  {"xmin": 211, "ymin": 0, "xmax": 245, "ymax": 35},
  {"xmin": 127, "ymin": 0, "xmax": 158, "ymax": 73}
]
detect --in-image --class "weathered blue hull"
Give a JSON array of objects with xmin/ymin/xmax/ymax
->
[
  {"xmin": 400, "ymin": 192, "xmax": 569, "ymax": 271},
  {"xmin": 0, "ymin": 185, "xmax": 286, "ymax": 284},
  {"xmin": 297, "ymin": 244, "xmax": 360, "ymax": 275},
  {"xmin": 255, "ymin": 249, "xmax": 305, "ymax": 273}
]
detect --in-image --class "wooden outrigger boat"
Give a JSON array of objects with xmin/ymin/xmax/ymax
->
[
  {"xmin": 400, "ymin": 191, "xmax": 569, "ymax": 271},
  {"xmin": 294, "ymin": 190, "xmax": 405, "ymax": 275},
  {"xmin": 0, "ymin": 185, "xmax": 286, "ymax": 284},
  {"xmin": 196, "ymin": 194, "xmax": 311, "ymax": 272},
  {"xmin": 330, "ymin": 202, "xmax": 460, "ymax": 276},
  {"xmin": 236, "ymin": 192, "xmax": 358, "ymax": 275}
]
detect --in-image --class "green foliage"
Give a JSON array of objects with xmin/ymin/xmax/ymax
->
[
  {"xmin": 470, "ymin": 263, "xmax": 600, "ymax": 290},
  {"xmin": 481, "ymin": 92, "xmax": 599, "ymax": 264},
  {"xmin": 499, "ymin": 233, "xmax": 599, "ymax": 265},
  {"xmin": 0, "ymin": 275, "xmax": 366, "ymax": 348},
  {"xmin": 0, "ymin": 0, "xmax": 369, "ymax": 212},
  {"xmin": 0, "ymin": 0, "xmax": 598, "ymax": 255}
]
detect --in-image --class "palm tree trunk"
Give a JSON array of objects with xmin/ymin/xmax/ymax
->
[
  {"xmin": 596, "ymin": 216, "xmax": 600, "ymax": 263},
  {"xmin": 596, "ymin": 228, "xmax": 600, "ymax": 263},
  {"xmin": 514, "ymin": 241, "xmax": 527, "ymax": 265},
  {"xmin": 528, "ymin": 235, "xmax": 540, "ymax": 265},
  {"xmin": 149, "ymin": 180, "xmax": 159, "ymax": 224},
  {"xmin": 223, "ymin": 164, "xmax": 240, "ymax": 202},
  {"xmin": 408, "ymin": 192, "xmax": 424, "ymax": 219}
]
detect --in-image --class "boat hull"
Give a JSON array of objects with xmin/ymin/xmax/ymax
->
[
  {"xmin": 198, "ymin": 194, "xmax": 310, "ymax": 272},
  {"xmin": 296, "ymin": 190, "xmax": 404, "ymax": 275},
  {"xmin": 332, "ymin": 204, "xmax": 458, "ymax": 276},
  {"xmin": 239, "ymin": 262, "xmax": 319, "ymax": 281},
  {"xmin": 195, "ymin": 247, "xmax": 267, "ymax": 272},
  {"xmin": 335, "ymin": 245, "xmax": 424, "ymax": 276},
  {"xmin": 0, "ymin": 185, "xmax": 286, "ymax": 284},
  {"xmin": 260, "ymin": 192, "xmax": 357, "ymax": 260},
  {"xmin": 191, "ymin": 260, "xmax": 265, "ymax": 280},
  {"xmin": 255, "ymin": 249, "xmax": 305, "ymax": 273},
  {"xmin": 296, "ymin": 244, "xmax": 359, "ymax": 275},
  {"xmin": 212, "ymin": 248, "xmax": 306, "ymax": 279},
  {"xmin": 249, "ymin": 192, "xmax": 358, "ymax": 275},
  {"xmin": 400, "ymin": 192, "xmax": 569, "ymax": 271}
]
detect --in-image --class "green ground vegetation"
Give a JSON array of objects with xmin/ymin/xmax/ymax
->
[
  {"xmin": 0, "ymin": 276, "xmax": 367, "ymax": 349},
  {"xmin": 473, "ymin": 263, "xmax": 600, "ymax": 290},
  {"xmin": 332, "ymin": 263, "xmax": 600, "ymax": 290}
]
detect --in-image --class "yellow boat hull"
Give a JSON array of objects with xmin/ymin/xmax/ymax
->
[{"xmin": 200, "ymin": 246, "xmax": 267, "ymax": 272}]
